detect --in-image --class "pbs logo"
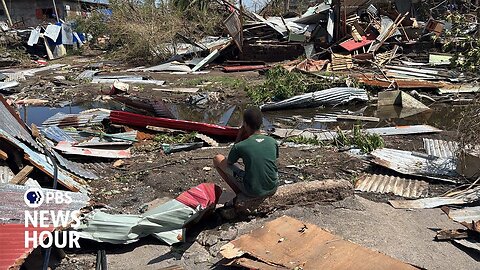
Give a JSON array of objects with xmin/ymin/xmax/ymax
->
[{"xmin": 24, "ymin": 188, "xmax": 44, "ymax": 208}]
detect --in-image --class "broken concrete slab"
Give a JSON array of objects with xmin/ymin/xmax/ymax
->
[{"xmin": 378, "ymin": 90, "xmax": 430, "ymax": 110}]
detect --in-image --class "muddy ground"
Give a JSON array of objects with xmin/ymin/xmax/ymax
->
[{"xmin": 3, "ymin": 55, "xmax": 479, "ymax": 269}]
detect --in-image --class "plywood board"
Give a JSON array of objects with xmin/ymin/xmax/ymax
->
[{"xmin": 220, "ymin": 216, "xmax": 417, "ymax": 270}]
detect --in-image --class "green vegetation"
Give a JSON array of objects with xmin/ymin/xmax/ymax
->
[
  {"xmin": 246, "ymin": 66, "xmax": 353, "ymax": 104},
  {"xmin": 183, "ymin": 76, "xmax": 247, "ymax": 90},
  {"xmin": 334, "ymin": 125, "xmax": 384, "ymax": 153},
  {"xmin": 153, "ymin": 132, "xmax": 197, "ymax": 144},
  {"xmin": 285, "ymin": 135, "xmax": 325, "ymax": 146},
  {"xmin": 443, "ymin": 12, "xmax": 480, "ymax": 73},
  {"xmin": 75, "ymin": 0, "xmax": 225, "ymax": 64}
]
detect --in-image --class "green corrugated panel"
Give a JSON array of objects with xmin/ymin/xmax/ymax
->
[{"xmin": 77, "ymin": 200, "xmax": 200, "ymax": 245}]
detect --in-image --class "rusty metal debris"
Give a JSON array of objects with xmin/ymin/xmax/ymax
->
[{"xmin": 220, "ymin": 216, "xmax": 417, "ymax": 269}]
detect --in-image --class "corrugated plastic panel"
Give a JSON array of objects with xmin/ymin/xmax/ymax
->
[
  {"xmin": 0, "ymin": 129, "xmax": 88, "ymax": 193},
  {"xmin": 370, "ymin": 148, "xmax": 457, "ymax": 182},
  {"xmin": 355, "ymin": 173, "xmax": 429, "ymax": 198},
  {"xmin": 0, "ymin": 184, "xmax": 89, "ymax": 224},
  {"xmin": 423, "ymin": 138, "xmax": 458, "ymax": 159}
]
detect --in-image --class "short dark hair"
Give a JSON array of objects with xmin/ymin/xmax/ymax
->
[{"xmin": 243, "ymin": 107, "xmax": 263, "ymax": 131}]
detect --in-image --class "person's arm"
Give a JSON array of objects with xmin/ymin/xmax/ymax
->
[
  {"xmin": 227, "ymin": 144, "xmax": 240, "ymax": 165},
  {"xmin": 235, "ymin": 125, "xmax": 247, "ymax": 144}
]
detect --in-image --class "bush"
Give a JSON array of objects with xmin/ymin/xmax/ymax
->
[
  {"xmin": 334, "ymin": 125, "xmax": 384, "ymax": 153},
  {"xmin": 75, "ymin": 0, "xmax": 226, "ymax": 64}
]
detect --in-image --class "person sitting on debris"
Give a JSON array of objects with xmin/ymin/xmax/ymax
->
[{"xmin": 213, "ymin": 107, "xmax": 279, "ymax": 201}]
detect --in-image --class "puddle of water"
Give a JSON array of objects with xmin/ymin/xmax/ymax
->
[{"xmin": 19, "ymin": 99, "xmax": 479, "ymax": 133}]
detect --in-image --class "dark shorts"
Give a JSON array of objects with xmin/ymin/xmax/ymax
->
[{"xmin": 225, "ymin": 163, "xmax": 249, "ymax": 195}]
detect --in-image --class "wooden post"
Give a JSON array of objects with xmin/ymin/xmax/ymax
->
[
  {"xmin": 10, "ymin": 165, "xmax": 34, "ymax": 185},
  {"xmin": 1, "ymin": 0, "xmax": 13, "ymax": 26}
]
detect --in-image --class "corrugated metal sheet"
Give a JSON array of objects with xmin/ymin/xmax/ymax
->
[
  {"xmin": 0, "ymin": 184, "xmax": 89, "ymax": 223},
  {"xmin": 0, "ymin": 129, "xmax": 88, "ymax": 193},
  {"xmin": 42, "ymin": 111, "xmax": 109, "ymax": 128},
  {"xmin": 22, "ymin": 64, "xmax": 66, "ymax": 76},
  {"xmin": 370, "ymin": 148, "xmax": 457, "ymax": 182},
  {"xmin": 41, "ymin": 126, "xmax": 78, "ymax": 143},
  {"xmin": 54, "ymin": 141, "xmax": 131, "ymax": 159},
  {"xmin": 446, "ymin": 206, "xmax": 480, "ymax": 223},
  {"xmin": 355, "ymin": 173, "xmax": 429, "ymax": 198},
  {"xmin": 0, "ymin": 224, "xmax": 54, "ymax": 270},
  {"xmin": 0, "ymin": 96, "xmax": 41, "ymax": 151},
  {"xmin": 0, "ymin": 184, "xmax": 89, "ymax": 270},
  {"xmin": 53, "ymin": 151, "xmax": 98, "ymax": 180},
  {"xmin": 272, "ymin": 128, "xmax": 337, "ymax": 141},
  {"xmin": 0, "ymin": 161, "xmax": 14, "ymax": 184},
  {"xmin": 389, "ymin": 186, "xmax": 480, "ymax": 209},
  {"xmin": 423, "ymin": 138, "xmax": 458, "ymax": 159},
  {"xmin": 365, "ymin": 125, "xmax": 441, "ymax": 136},
  {"xmin": 110, "ymin": 111, "xmax": 239, "ymax": 138},
  {"xmin": 76, "ymin": 183, "xmax": 221, "ymax": 245},
  {"xmin": 75, "ymin": 70, "xmax": 99, "ymax": 80},
  {"xmin": 260, "ymin": 87, "xmax": 368, "ymax": 111}
]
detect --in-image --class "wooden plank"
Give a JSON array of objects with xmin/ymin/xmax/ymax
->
[
  {"xmin": 9, "ymin": 165, "xmax": 34, "ymax": 185},
  {"xmin": 336, "ymin": 115, "xmax": 380, "ymax": 122},
  {"xmin": 152, "ymin": 88, "xmax": 200, "ymax": 93},
  {"xmin": 0, "ymin": 149, "xmax": 7, "ymax": 160}
]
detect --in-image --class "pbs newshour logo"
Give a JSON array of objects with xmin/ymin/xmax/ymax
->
[{"xmin": 24, "ymin": 188, "xmax": 44, "ymax": 208}]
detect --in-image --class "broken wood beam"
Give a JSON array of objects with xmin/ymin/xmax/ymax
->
[
  {"xmin": 9, "ymin": 165, "xmax": 34, "ymax": 185},
  {"xmin": 0, "ymin": 149, "xmax": 7, "ymax": 160},
  {"xmin": 235, "ymin": 179, "xmax": 353, "ymax": 213}
]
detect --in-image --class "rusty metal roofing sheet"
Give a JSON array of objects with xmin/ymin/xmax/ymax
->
[
  {"xmin": 0, "ymin": 129, "xmax": 88, "ymax": 193},
  {"xmin": 42, "ymin": 111, "xmax": 109, "ymax": 128},
  {"xmin": 0, "ymin": 161, "xmax": 14, "ymax": 184},
  {"xmin": 0, "ymin": 96, "xmax": 41, "ymax": 151},
  {"xmin": 355, "ymin": 173, "xmax": 429, "ymax": 198},
  {"xmin": 423, "ymin": 138, "xmax": 458, "ymax": 159},
  {"xmin": 389, "ymin": 186, "xmax": 480, "ymax": 209},
  {"xmin": 370, "ymin": 148, "xmax": 457, "ymax": 182},
  {"xmin": 0, "ymin": 183, "xmax": 89, "ymax": 224},
  {"xmin": 220, "ymin": 216, "xmax": 417, "ymax": 270},
  {"xmin": 365, "ymin": 125, "xmax": 441, "ymax": 136}
]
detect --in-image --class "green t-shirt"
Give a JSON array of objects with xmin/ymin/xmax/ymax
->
[{"xmin": 227, "ymin": 134, "xmax": 279, "ymax": 197}]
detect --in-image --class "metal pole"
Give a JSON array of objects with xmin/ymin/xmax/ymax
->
[
  {"xmin": 52, "ymin": 0, "xmax": 60, "ymax": 22},
  {"xmin": 1, "ymin": 0, "xmax": 13, "ymax": 26}
]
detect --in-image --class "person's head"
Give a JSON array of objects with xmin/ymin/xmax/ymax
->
[{"xmin": 243, "ymin": 107, "xmax": 263, "ymax": 133}]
